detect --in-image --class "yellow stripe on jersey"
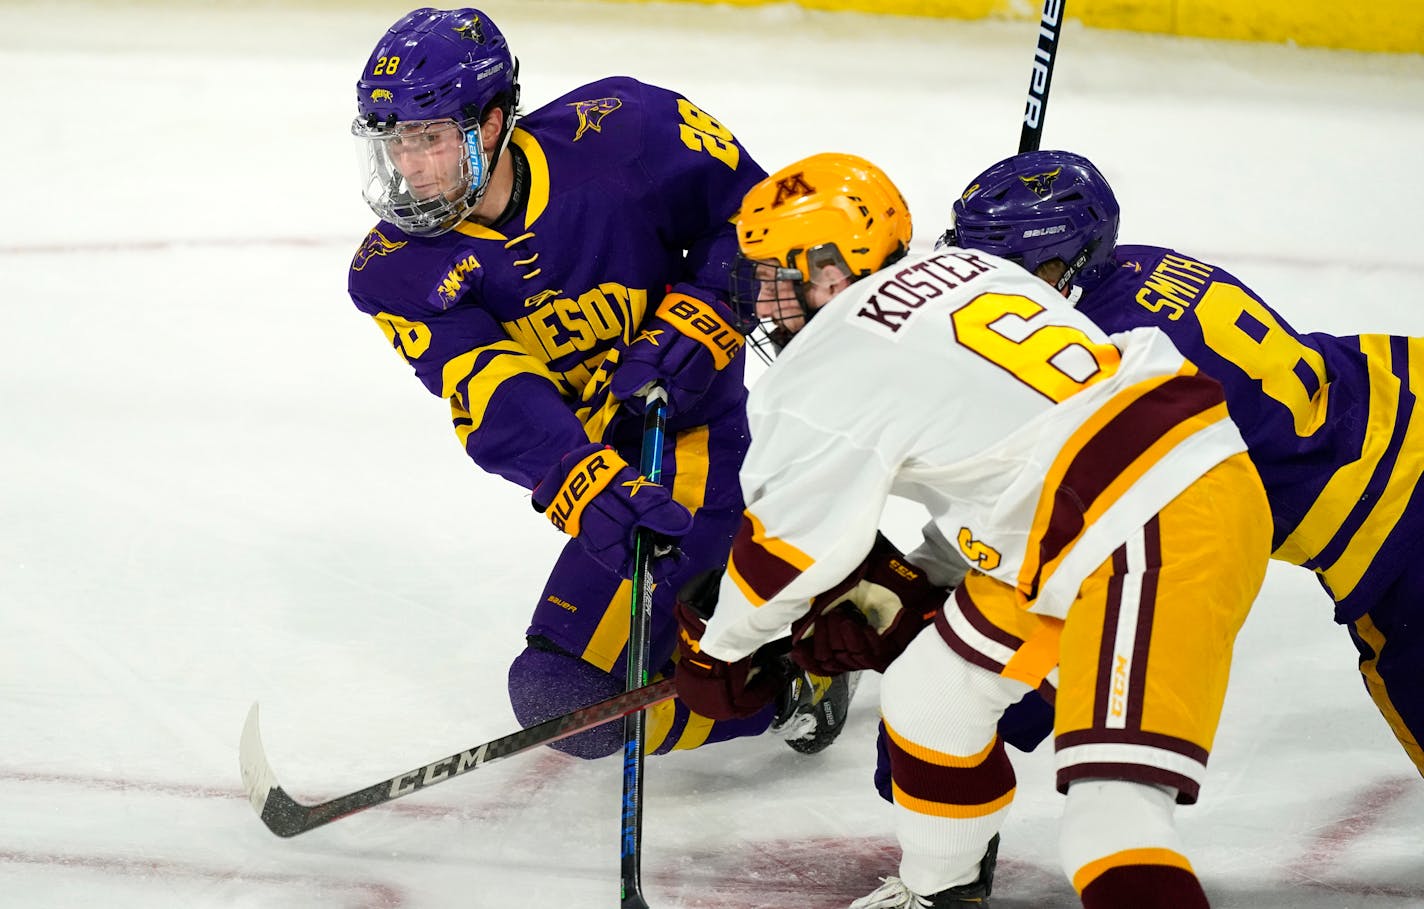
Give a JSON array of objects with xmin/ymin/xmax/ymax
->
[
  {"xmin": 671, "ymin": 425, "xmax": 710, "ymax": 512},
  {"xmin": 1019, "ymin": 366, "xmax": 1229, "ymax": 604},
  {"xmin": 452, "ymin": 220, "xmax": 505, "ymax": 242},
  {"xmin": 1273, "ymin": 336, "xmax": 1424, "ymax": 601},
  {"xmin": 510, "ymin": 128, "xmax": 551, "ymax": 228},
  {"xmin": 578, "ymin": 391, "xmax": 623, "ymax": 444},
  {"xmin": 1071, "ymin": 847, "xmax": 1195, "ymax": 894},
  {"xmin": 1322, "ymin": 353, "xmax": 1424, "ymax": 599},
  {"xmin": 447, "ymin": 129, "xmax": 549, "ymax": 242},
  {"xmin": 1019, "ymin": 372, "xmax": 1180, "ymax": 597},
  {"xmin": 446, "ymin": 341, "xmax": 561, "ymax": 441}
]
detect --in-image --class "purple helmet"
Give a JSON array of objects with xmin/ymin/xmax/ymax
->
[
  {"xmin": 352, "ymin": 8, "xmax": 520, "ymax": 236},
  {"xmin": 946, "ymin": 150, "xmax": 1120, "ymax": 292},
  {"xmin": 356, "ymin": 8, "xmax": 516, "ymax": 127}
]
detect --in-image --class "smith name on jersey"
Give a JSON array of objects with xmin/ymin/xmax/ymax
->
[
  {"xmin": 346, "ymin": 76, "xmax": 766, "ymax": 494},
  {"xmin": 1080, "ymin": 246, "xmax": 1424, "ymax": 622}
]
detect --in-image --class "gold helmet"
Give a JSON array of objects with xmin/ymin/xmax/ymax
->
[
  {"xmin": 730, "ymin": 153, "xmax": 912, "ymax": 357},
  {"xmin": 735, "ymin": 152, "xmax": 912, "ymax": 282}
]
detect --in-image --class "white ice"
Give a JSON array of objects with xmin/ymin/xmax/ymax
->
[{"xmin": 2, "ymin": 1, "xmax": 1422, "ymax": 906}]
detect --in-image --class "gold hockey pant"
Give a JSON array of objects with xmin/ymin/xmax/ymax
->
[{"xmin": 880, "ymin": 453, "xmax": 1270, "ymax": 897}]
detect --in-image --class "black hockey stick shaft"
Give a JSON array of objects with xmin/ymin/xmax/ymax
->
[
  {"xmin": 239, "ymin": 677, "xmax": 677, "ymax": 838},
  {"xmin": 621, "ymin": 386, "xmax": 669, "ymax": 909},
  {"xmin": 1020, "ymin": 0, "xmax": 1065, "ymax": 152}
]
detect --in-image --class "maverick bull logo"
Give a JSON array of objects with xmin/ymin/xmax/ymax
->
[
  {"xmin": 369, "ymin": 89, "xmax": 394, "ymax": 104},
  {"xmin": 351, "ymin": 228, "xmax": 407, "ymax": 271},
  {"xmin": 454, "ymin": 16, "xmax": 486, "ymax": 43},
  {"xmin": 1019, "ymin": 166, "xmax": 1062, "ymax": 199},
  {"xmin": 570, "ymin": 98, "xmax": 622, "ymax": 141}
]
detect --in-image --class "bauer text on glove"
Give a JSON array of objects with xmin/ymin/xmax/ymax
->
[
  {"xmin": 610, "ymin": 293, "xmax": 744, "ymax": 416},
  {"xmin": 531, "ymin": 442, "xmax": 692, "ymax": 576}
]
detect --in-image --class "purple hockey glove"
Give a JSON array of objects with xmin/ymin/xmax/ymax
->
[
  {"xmin": 531, "ymin": 442, "xmax": 693, "ymax": 576},
  {"xmin": 610, "ymin": 292, "xmax": 745, "ymax": 417}
]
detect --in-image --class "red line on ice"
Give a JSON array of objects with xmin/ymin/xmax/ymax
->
[
  {"xmin": 0, "ymin": 850, "xmax": 406, "ymax": 908},
  {"xmin": 1285, "ymin": 775, "xmax": 1424, "ymax": 899}
]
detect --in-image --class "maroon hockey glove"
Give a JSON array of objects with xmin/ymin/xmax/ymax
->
[
  {"xmin": 611, "ymin": 292, "xmax": 745, "ymax": 417},
  {"xmin": 532, "ymin": 442, "xmax": 692, "ymax": 576},
  {"xmin": 673, "ymin": 574, "xmax": 794, "ymax": 720},
  {"xmin": 789, "ymin": 532, "xmax": 947, "ymax": 675}
]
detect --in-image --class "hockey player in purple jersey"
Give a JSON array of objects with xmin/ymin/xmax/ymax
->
[
  {"xmin": 345, "ymin": 7, "xmax": 854, "ymax": 758},
  {"xmin": 945, "ymin": 149, "xmax": 1424, "ymax": 778}
]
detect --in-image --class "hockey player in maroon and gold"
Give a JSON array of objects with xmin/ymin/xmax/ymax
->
[
  {"xmin": 672, "ymin": 152, "xmax": 1271, "ymax": 908},
  {"xmin": 344, "ymin": 8, "xmax": 855, "ymax": 760},
  {"xmin": 949, "ymin": 150, "xmax": 1424, "ymax": 781}
]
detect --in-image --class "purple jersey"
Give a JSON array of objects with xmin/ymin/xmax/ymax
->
[
  {"xmin": 1078, "ymin": 245, "xmax": 1424, "ymax": 623},
  {"xmin": 346, "ymin": 77, "xmax": 765, "ymax": 498}
]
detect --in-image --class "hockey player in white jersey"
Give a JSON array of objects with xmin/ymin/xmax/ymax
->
[{"xmin": 670, "ymin": 153, "xmax": 1272, "ymax": 908}]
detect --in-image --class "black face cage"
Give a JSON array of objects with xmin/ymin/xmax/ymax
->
[
  {"xmin": 729, "ymin": 242, "xmax": 863, "ymax": 362},
  {"xmin": 729, "ymin": 256, "xmax": 801, "ymax": 363}
]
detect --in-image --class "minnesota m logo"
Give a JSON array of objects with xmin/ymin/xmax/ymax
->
[{"xmin": 772, "ymin": 172, "xmax": 816, "ymax": 208}]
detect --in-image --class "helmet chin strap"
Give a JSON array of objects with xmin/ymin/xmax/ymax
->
[
  {"xmin": 791, "ymin": 280, "xmax": 818, "ymax": 329},
  {"xmin": 466, "ymin": 59, "xmax": 521, "ymax": 213},
  {"xmin": 1057, "ymin": 237, "xmax": 1099, "ymax": 292},
  {"xmin": 488, "ymin": 141, "xmax": 529, "ymax": 229}
]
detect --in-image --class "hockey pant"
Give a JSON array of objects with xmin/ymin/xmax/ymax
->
[
  {"xmin": 880, "ymin": 452, "xmax": 1270, "ymax": 904},
  {"xmin": 510, "ymin": 422, "xmax": 776, "ymax": 758}
]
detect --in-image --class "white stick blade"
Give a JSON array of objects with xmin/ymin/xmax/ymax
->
[{"xmin": 239, "ymin": 702, "xmax": 279, "ymax": 816}]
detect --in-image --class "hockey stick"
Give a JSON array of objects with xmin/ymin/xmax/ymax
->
[
  {"xmin": 239, "ymin": 678, "xmax": 677, "ymax": 838},
  {"xmin": 621, "ymin": 385, "xmax": 669, "ymax": 909},
  {"xmin": 1019, "ymin": 0, "xmax": 1065, "ymax": 152}
]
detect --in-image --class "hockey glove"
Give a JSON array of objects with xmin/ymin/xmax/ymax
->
[
  {"xmin": 673, "ymin": 571, "xmax": 794, "ymax": 720},
  {"xmin": 531, "ymin": 442, "xmax": 693, "ymax": 576},
  {"xmin": 789, "ymin": 532, "xmax": 947, "ymax": 675},
  {"xmin": 611, "ymin": 292, "xmax": 744, "ymax": 417}
]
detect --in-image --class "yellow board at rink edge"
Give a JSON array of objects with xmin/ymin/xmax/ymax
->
[{"xmin": 595, "ymin": 0, "xmax": 1424, "ymax": 55}]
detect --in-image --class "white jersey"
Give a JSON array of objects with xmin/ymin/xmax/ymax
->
[{"xmin": 700, "ymin": 248, "xmax": 1247, "ymax": 661}]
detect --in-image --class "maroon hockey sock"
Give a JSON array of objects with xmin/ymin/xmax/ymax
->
[{"xmin": 1080, "ymin": 864, "xmax": 1209, "ymax": 909}]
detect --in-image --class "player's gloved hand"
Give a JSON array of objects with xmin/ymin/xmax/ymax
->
[
  {"xmin": 610, "ymin": 292, "xmax": 745, "ymax": 417},
  {"xmin": 531, "ymin": 442, "xmax": 692, "ymax": 576},
  {"xmin": 789, "ymin": 532, "xmax": 947, "ymax": 675},
  {"xmin": 672, "ymin": 570, "xmax": 795, "ymax": 719}
]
